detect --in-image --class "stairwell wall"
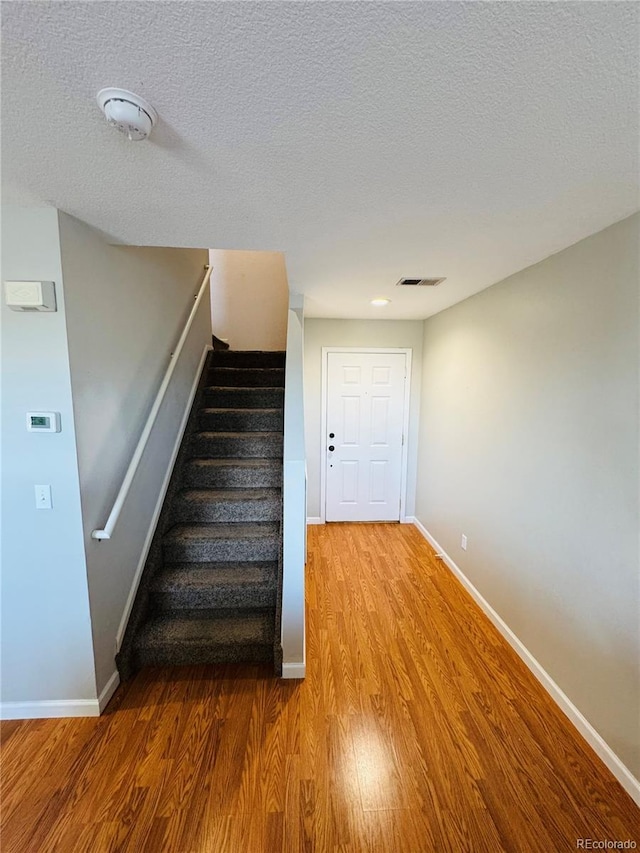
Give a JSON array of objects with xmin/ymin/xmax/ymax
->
[
  {"xmin": 58, "ymin": 213, "xmax": 210, "ymax": 696},
  {"xmin": 1, "ymin": 208, "xmax": 98, "ymax": 712},
  {"xmin": 208, "ymin": 249, "xmax": 289, "ymax": 350}
]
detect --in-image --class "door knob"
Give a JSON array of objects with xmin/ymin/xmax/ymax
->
[
  {"xmin": 329, "ymin": 432, "xmax": 335, "ymax": 438},
  {"xmin": 328, "ymin": 445, "xmax": 335, "ymax": 452}
]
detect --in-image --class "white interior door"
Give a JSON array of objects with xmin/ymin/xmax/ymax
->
[{"xmin": 325, "ymin": 351, "xmax": 407, "ymax": 522}]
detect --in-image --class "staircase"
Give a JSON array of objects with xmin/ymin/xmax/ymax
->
[{"xmin": 116, "ymin": 348, "xmax": 285, "ymax": 679}]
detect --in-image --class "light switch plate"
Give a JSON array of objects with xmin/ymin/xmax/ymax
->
[{"xmin": 35, "ymin": 485, "xmax": 52, "ymax": 510}]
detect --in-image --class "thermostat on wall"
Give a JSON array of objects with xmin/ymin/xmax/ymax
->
[
  {"xmin": 27, "ymin": 412, "xmax": 61, "ymax": 433},
  {"xmin": 4, "ymin": 281, "xmax": 57, "ymax": 312}
]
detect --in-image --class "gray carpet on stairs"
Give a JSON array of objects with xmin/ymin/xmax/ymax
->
[{"xmin": 116, "ymin": 348, "xmax": 285, "ymax": 678}]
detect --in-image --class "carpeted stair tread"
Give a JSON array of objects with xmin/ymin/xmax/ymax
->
[
  {"xmin": 198, "ymin": 429, "xmax": 278, "ymax": 434},
  {"xmin": 163, "ymin": 522, "xmax": 280, "ymax": 563},
  {"xmin": 153, "ymin": 561, "xmax": 277, "ymax": 588},
  {"xmin": 210, "ymin": 351, "xmax": 285, "ymax": 368},
  {"xmin": 185, "ymin": 458, "xmax": 282, "ymax": 472},
  {"xmin": 201, "ymin": 407, "xmax": 282, "ymax": 415},
  {"xmin": 207, "ymin": 367, "xmax": 285, "ymax": 388},
  {"xmin": 208, "ymin": 364, "xmax": 283, "ymax": 373},
  {"xmin": 172, "ymin": 488, "xmax": 282, "ymax": 523},
  {"xmin": 204, "ymin": 386, "xmax": 284, "ymax": 408},
  {"xmin": 165, "ymin": 522, "xmax": 279, "ymax": 542},
  {"xmin": 188, "ymin": 458, "xmax": 281, "ymax": 468},
  {"xmin": 198, "ymin": 407, "xmax": 283, "ymax": 432},
  {"xmin": 135, "ymin": 609, "xmax": 275, "ymax": 665},
  {"xmin": 139, "ymin": 609, "xmax": 275, "ymax": 644},
  {"xmin": 151, "ymin": 562, "xmax": 277, "ymax": 609},
  {"xmin": 192, "ymin": 431, "xmax": 283, "ymax": 459},
  {"xmin": 184, "ymin": 458, "xmax": 282, "ymax": 488},
  {"xmin": 194, "ymin": 430, "xmax": 283, "ymax": 439},
  {"xmin": 177, "ymin": 488, "xmax": 281, "ymax": 502}
]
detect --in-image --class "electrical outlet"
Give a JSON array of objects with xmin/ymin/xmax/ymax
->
[{"xmin": 461, "ymin": 534, "xmax": 467, "ymax": 551}]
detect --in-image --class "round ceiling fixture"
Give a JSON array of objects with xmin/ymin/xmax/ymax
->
[
  {"xmin": 371, "ymin": 298, "xmax": 391, "ymax": 306},
  {"xmin": 97, "ymin": 88, "xmax": 158, "ymax": 141}
]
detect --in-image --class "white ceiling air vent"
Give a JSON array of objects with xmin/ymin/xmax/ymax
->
[
  {"xmin": 97, "ymin": 88, "xmax": 158, "ymax": 141},
  {"xmin": 396, "ymin": 277, "xmax": 446, "ymax": 287}
]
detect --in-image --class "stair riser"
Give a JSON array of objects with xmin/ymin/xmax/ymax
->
[
  {"xmin": 152, "ymin": 586, "xmax": 276, "ymax": 611},
  {"xmin": 185, "ymin": 464, "xmax": 282, "ymax": 489},
  {"xmin": 171, "ymin": 498, "xmax": 281, "ymax": 524},
  {"xmin": 204, "ymin": 388, "xmax": 284, "ymax": 408},
  {"xmin": 210, "ymin": 352, "xmax": 285, "ymax": 369},
  {"xmin": 165, "ymin": 538, "xmax": 279, "ymax": 563},
  {"xmin": 207, "ymin": 368, "xmax": 284, "ymax": 388},
  {"xmin": 135, "ymin": 643, "xmax": 272, "ymax": 668},
  {"xmin": 192, "ymin": 434, "xmax": 283, "ymax": 459},
  {"xmin": 198, "ymin": 410, "xmax": 283, "ymax": 432}
]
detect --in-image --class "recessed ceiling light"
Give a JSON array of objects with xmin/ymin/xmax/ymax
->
[{"xmin": 371, "ymin": 298, "xmax": 390, "ymax": 306}]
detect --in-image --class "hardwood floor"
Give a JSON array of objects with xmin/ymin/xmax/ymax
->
[{"xmin": 1, "ymin": 524, "xmax": 638, "ymax": 852}]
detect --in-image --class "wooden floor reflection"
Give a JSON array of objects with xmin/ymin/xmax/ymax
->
[{"xmin": 1, "ymin": 523, "xmax": 638, "ymax": 852}]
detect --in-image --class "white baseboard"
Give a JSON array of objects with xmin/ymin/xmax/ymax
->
[
  {"xmin": 306, "ymin": 517, "xmax": 323, "ymax": 525},
  {"xmin": 401, "ymin": 515, "xmax": 416, "ymax": 524},
  {"xmin": 282, "ymin": 611, "xmax": 306, "ymax": 681},
  {"xmin": 0, "ymin": 670, "xmax": 121, "ymax": 721},
  {"xmin": 98, "ymin": 670, "xmax": 120, "ymax": 713},
  {"xmin": 412, "ymin": 518, "xmax": 640, "ymax": 807},
  {"xmin": 0, "ymin": 699, "xmax": 100, "ymax": 720},
  {"xmin": 282, "ymin": 662, "xmax": 306, "ymax": 679},
  {"xmin": 116, "ymin": 344, "xmax": 213, "ymax": 651}
]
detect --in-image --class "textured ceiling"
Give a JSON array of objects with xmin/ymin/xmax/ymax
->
[{"xmin": 2, "ymin": 1, "xmax": 638, "ymax": 319}]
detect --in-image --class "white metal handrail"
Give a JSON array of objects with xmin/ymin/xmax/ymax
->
[{"xmin": 92, "ymin": 264, "xmax": 213, "ymax": 541}]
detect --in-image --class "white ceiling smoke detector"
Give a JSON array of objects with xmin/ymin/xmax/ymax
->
[{"xmin": 97, "ymin": 88, "xmax": 157, "ymax": 141}]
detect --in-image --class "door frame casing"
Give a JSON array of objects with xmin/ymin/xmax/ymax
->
[{"xmin": 320, "ymin": 346, "xmax": 412, "ymax": 525}]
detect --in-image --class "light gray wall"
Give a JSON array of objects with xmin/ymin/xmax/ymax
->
[
  {"xmin": 1, "ymin": 208, "xmax": 97, "ymax": 704},
  {"xmin": 209, "ymin": 249, "xmax": 289, "ymax": 350},
  {"xmin": 304, "ymin": 319, "xmax": 423, "ymax": 519},
  {"xmin": 282, "ymin": 305, "xmax": 306, "ymax": 669},
  {"xmin": 59, "ymin": 213, "xmax": 209, "ymax": 694},
  {"xmin": 415, "ymin": 213, "xmax": 639, "ymax": 777}
]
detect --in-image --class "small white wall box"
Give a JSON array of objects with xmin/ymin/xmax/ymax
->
[
  {"xmin": 27, "ymin": 412, "xmax": 61, "ymax": 433},
  {"xmin": 4, "ymin": 281, "xmax": 57, "ymax": 312}
]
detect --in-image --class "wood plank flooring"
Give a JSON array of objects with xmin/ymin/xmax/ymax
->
[{"xmin": 1, "ymin": 523, "xmax": 638, "ymax": 852}]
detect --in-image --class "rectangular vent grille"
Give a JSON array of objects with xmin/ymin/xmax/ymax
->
[{"xmin": 396, "ymin": 277, "xmax": 446, "ymax": 287}]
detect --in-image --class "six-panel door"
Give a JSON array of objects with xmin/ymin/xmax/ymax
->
[{"xmin": 325, "ymin": 351, "xmax": 406, "ymax": 522}]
